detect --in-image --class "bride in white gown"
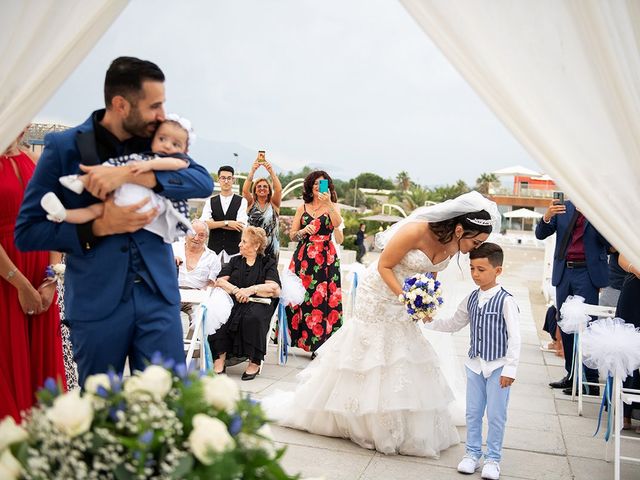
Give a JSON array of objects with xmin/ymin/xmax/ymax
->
[{"xmin": 266, "ymin": 192, "xmax": 500, "ymax": 457}]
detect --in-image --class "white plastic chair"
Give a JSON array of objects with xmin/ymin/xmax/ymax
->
[
  {"xmin": 611, "ymin": 378, "xmax": 640, "ymax": 479},
  {"xmin": 572, "ymin": 304, "xmax": 617, "ymax": 415},
  {"xmin": 180, "ymin": 288, "xmax": 211, "ymax": 372}
]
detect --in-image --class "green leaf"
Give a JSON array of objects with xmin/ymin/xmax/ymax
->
[
  {"xmin": 170, "ymin": 454, "xmax": 195, "ymax": 479},
  {"xmin": 114, "ymin": 463, "xmax": 135, "ymax": 480}
]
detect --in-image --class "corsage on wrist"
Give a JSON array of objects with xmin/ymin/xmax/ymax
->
[{"xmin": 42, "ymin": 263, "xmax": 65, "ymax": 287}]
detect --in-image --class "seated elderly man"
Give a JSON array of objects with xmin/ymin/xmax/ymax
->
[{"xmin": 173, "ymin": 219, "xmax": 221, "ymax": 290}]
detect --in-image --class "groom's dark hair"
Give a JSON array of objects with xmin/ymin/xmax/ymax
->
[
  {"xmin": 104, "ymin": 56, "xmax": 165, "ymax": 107},
  {"xmin": 469, "ymin": 242, "xmax": 503, "ymax": 267}
]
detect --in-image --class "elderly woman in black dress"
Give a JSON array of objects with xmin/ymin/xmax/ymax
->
[{"xmin": 209, "ymin": 226, "xmax": 281, "ymax": 380}]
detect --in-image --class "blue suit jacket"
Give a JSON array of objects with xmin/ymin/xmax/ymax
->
[
  {"xmin": 535, "ymin": 201, "xmax": 609, "ymax": 288},
  {"xmin": 15, "ymin": 115, "xmax": 214, "ymax": 321}
]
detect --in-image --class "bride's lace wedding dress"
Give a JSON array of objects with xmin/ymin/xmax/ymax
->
[{"xmin": 266, "ymin": 250, "xmax": 460, "ymax": 457}]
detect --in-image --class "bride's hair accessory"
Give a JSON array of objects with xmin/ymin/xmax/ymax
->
[
  {"xmin": 164, "ymin": 113, "xmax": 196, "ymax": 146},
  {"xmin": 466, "ymin": 218, "xmax": 493, "ymax": 226}
]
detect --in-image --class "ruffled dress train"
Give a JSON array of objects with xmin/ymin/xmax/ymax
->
[{"xmin": 265, "ymin": 250, "xmax": 459, "ymax": 457}]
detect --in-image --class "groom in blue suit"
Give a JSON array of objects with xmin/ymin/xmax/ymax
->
[
  {"xmin": 535, "ymin": 198, "xmax": 609, "ymax": 394},
  {"xmin": 15, "ymin": 57, "xmax": 214, "ymax": 387}
]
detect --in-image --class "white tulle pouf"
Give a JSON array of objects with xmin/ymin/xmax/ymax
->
[
  {"xmin": 280, "ymin": 268, "xmax": 305, "ymax": 306},
  {"xmin": 558, "ymin": 295, "xmax": 590, "ymax": 334},
  {"xmin": 581, "ymin": 317, "xmax": 640, "ymax": 380},
  {"xmin": 203, "ymin": 287, "xmax": 233, "ymax": 335}
]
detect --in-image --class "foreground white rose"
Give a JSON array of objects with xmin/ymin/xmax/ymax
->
[
  {"xmin": 46, "ymin": 390, "xmax": 93, "ymax": 437},
  {"xmin": 188, "ymin": 414, "xmax": 235, "ymax": 464},
  {"xmin": 125, "ymin": 365, "xmax": 173, "ymax": 400},
  {"xmin": 84, "ymin": 373, "xmax": 111, "ymax": 394},
  {"xmin": 202, "ymin": 375, "xmax": 240, "ymax": 412},
  {"xmin": 0, "ymin": 416, "xmax": 27, "ymax": 451},
  {"xmin": 0, "ymin": 449, "xmax": 22, "ymax": 480}
]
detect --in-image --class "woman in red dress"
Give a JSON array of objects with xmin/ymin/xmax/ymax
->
[{"xmin": 0, "ymin": 131, "xmax": 66, "ymax": 422}]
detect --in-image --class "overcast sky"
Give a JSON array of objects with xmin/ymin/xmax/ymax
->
[{"xmin": 35, "ymin": 0, "xmax": 538, "ymax": 186}]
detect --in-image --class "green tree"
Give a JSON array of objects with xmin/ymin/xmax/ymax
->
[
  {"xmin": 404, "ymin": 185, "xmax": 431, "ymax": 209},
  {"xmin": 350, "ymin": 172, "xmax": 395, "ymax": 190},
  {"xmin": 474, "ymin": 172, "xmax": 499, "ymax": 195},
  {"xmin": 429, "ymin": 180, "xmax": 470, "ymax": 202},
  {"xmin": 395, "ymin": 171, "xmax": 412, "ymax": 192}
]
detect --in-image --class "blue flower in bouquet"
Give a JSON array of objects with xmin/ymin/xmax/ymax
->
[{"xmin": 398, "ymin": 272, "xmax": 444, "ymax": 322}]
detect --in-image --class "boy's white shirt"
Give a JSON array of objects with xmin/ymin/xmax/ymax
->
[
  {"xmin": 200, "ymin": 193, "xmax": 248, "ymax": 226},
  {"xmin": 429, "ymin": 284, "xmax": 521, "ymax": 379}
]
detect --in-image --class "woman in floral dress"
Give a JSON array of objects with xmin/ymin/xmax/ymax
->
[{"xmin": 286, "ymin": 171, "xmax": 343, "ymax": 357}]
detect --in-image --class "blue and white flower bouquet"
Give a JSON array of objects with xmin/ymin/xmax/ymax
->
[
  {"xmin": 398, "ymin": 272, "xmax": 443, "ymax": 322},
  {"xmin": 0, "ymin": 356, "xmax": 299, "ymax": 480}
]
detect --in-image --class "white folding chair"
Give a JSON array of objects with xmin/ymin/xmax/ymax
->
[
  {"xmin": 572, "ymin": 304, "xmax": 617, "ymax": 415},
  {"xmin": 180, "ymin": 288, "xmax": 211, "ymax": 372},
  {"xmin": 611, "ymin": 377, "xmax": 640, "ymax": 479}
]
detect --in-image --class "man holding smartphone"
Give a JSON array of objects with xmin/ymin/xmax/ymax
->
[{"xmin": 535, "ymin": 194, "xmax": 609, "ymax": 395}]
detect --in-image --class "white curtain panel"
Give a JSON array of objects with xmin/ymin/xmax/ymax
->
[
  {"xmin": 0, "ymin": 0, "xmax": 128, "ymax": 153},
  {"xmin": 401, "ymin": 0, "xmax": 640, "ymax": 267}
]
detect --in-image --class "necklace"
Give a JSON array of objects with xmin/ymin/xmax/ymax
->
[{"xmin": 255, "ymin": 201, "xmax": 269, "ymax": 213}]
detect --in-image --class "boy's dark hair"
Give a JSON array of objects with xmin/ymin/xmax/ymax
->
[
  {"xmin": 218, "ymin": 165, "xmax": 235, "ymax": 176},
  {"xmin": 469, "ymin": 242, "xmax": 503, "ymax": 267},
  {"xmin": 104, "ymin": 57, "xmax": 165, "ymax": 107}
]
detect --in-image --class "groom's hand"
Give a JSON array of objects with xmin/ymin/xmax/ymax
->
[{"xmin": 500, "ymin": 376, "xmax": 514, "ymax": 388}]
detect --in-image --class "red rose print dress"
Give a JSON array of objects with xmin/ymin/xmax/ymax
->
[{"xmin": 286, "ymin": 211, "xmax": 342, "ymax": 353}]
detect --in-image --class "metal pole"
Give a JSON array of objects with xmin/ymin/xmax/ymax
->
[{"xmin": 353, "ymin": 178, "xmax": 357, "ymax": 208}]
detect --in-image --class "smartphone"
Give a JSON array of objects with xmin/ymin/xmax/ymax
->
[
  {"xmin": 552, "ymin": 191, "xmax": 564, "ymax": 205},
  {"xmin": 319, "ymin": 179, "xmax": 329, "ymax": 193},
  {"xmin": 257, "ymin": 150, "xmax": 266, "ymax": 163}
]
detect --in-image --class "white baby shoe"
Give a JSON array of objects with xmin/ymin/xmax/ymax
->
[
  {"xmin": 457, "ymin": 454, "xmax": 480, "ymax": 474},
  {"xmin": 481, "ymin": 459, "xmax": 500, "ymax": 479},
  {"xmin": 59, "ymin": 174, "xmax": 85, "ymax": 194},
  {"xmin": 41, "ymin": 192, "xmax": 67, "ymax": 223}
]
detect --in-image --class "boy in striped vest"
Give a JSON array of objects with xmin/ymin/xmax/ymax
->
[{"xmin": 428, "ymin": 243, "xmax": 521, "ymax": 480}]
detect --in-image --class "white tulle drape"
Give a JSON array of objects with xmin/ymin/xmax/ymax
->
[
  {"xmin": 0, "ymin": 0, "xmax": 128, "ymax": 153},
  {"xmin": 400, "ymin": 0, "xmax": 640, "ymax": 268}
]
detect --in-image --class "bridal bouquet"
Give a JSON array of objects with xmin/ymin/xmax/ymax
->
[
  {"xmin": 0, "ymin": 357, "xmax": 298, "ymax": 480},
  {"xmin": 399, "ymin": 272, "xmax": 443, "ymax": 322}
]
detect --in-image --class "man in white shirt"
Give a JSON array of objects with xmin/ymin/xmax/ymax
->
[
  {"xmin": 428, "ymin": 242, "xmax": 520, "ymax": 480},
  {"xmin": 200, "ymin": 165, "xmax": 248, "ymax": 263}
]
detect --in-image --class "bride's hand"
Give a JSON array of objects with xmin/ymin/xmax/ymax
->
[{"xmin": 421, "ymin": 316, "xmax": 433, "ymax": 324}]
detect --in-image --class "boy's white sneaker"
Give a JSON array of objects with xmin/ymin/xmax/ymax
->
[
  {"xmin": 457, "ymin": 454, "xmax": 480, "ymax": 474},
  {"xmin": 481, "ymin": 460, "xmax": 500, "ymax": 479}
]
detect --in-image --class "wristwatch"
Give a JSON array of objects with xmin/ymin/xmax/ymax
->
[{"xmin": 224, "ymin": 220, "xmax": 229, "ymax": 227}]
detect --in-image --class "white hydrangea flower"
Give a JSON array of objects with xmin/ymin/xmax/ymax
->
[
  {"xmin": 46, "ymin": 390, "xmax": 94, "ymax": 437},
  {"xmin": 188, "ymin": 414, "xmax": 235, "ymax": 465}
]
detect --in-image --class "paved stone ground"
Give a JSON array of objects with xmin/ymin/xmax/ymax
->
[{"xmin": 224, "ymin": 245, "xmax": 640, "ymax": 479}]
